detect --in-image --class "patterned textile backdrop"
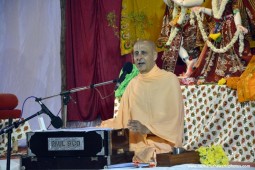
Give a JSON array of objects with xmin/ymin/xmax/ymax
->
[
  {"xmin": 0, "ymin": 119, "xmax": 31, "ymax": 156},
  {"xmin": 182, "ymin": 85, "xmax": 255, "ymax": 162}
]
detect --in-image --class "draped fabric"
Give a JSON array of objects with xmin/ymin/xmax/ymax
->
[
  {"xmin": 226, "ymin": 56, "xmax": 255, "ymax": 102},
  {"xmin": 120, "ymin": 0, "xmax": 166, "ymax": 55},
  {"xmin": 0, "ymin": 0, "xmax": 61, "ymax": 131},
  {"xmin": 66, "ymin": 0, "xmax": 129, "ymax": 121},
  {"xmin": 237, "ymin": 56, "xmax": 255, "ymax": 102}
]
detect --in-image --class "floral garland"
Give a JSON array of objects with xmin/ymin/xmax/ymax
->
[
  {"xmin": 115, "ymin": 64, "xmax": 139, "ymax": 98},
  {"xmin": 189, "ymin": 10, "xmax": 195, "ymax": 26},
  {"xmin": 165, "ymin": 4, "xmax": 187, "ymax": 46},
  {"xmin": 212, "ymin": 0, "xmax": 229, "ymax": 19},
  {"xmin": 197, "ymin": 145, "xmax": 229, "ymax": 166},
  {"xmin": 192, "ymin": 10, "xmax": 244, "ymax": 55},
  {"xmin": 172, "ymin": 3, "xmax": 178, "ymax": 18}
]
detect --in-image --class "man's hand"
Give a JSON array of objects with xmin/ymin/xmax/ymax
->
[{"xmin": 127, "ymin": 120, "xmax": 151, "ymax": 135}]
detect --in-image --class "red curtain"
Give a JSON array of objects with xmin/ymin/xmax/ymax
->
[{"xmin": 65, "ymin": 0, "xmax": 130, "ymax": 121}]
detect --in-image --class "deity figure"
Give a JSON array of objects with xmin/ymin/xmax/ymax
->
[
  {"xmin": 190, "ymin": 0, "xmax": 253, "ymax": 83},
  {"xmin": 159, "ymin": 0, "xmax": 205, "ymax": 77}
]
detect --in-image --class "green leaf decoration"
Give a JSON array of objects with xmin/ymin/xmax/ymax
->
[{"xmin": 115, "ymin": 64, "xmax": 139, "ymax": 97}]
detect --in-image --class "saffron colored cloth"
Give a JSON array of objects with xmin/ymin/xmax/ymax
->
[
  {"xmin": 120, "ymin": 0, "xmax": 166, "ymax": 55},
  {"xmin": 237, "ymin": 56, "xmax": 255, "ymax": 102},
  {"xmin": 115, "ymin": 64, "xmax": 139, "ymax": 98},
  {"xmin": 101, "ymin": 65, "xmax": 184, "ymax": 163},
  {"xmin": 226, "ymin": 56, "xmax": 255, "ymax": 102}
]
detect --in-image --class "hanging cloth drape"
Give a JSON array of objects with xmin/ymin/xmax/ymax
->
[
  {"xmin": 120, "ymin": 0, "xmax": 166, "ymax": 55},
  {"xmin": 0, "ymin": 0, "xmax": 61, "ymax": 130},
  {"xmin": 65, "ymin": 0, "xmax": 129, "ymax": 121}
]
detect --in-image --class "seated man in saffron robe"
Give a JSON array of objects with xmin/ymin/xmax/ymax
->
[{"xmin": 101, "ymin": 40, "xmax": 184, "ymax": 163}]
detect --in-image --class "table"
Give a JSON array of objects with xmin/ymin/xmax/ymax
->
[{"xmin": 181, "ymin": 85, "xmax": 255, "ymax": 162}]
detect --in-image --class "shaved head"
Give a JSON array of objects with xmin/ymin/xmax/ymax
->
[
  {"xmin": 134, "ymin": 40, "xmax": 157, "ymax": 53},
  {"xmin": 133, "ymin": 40, "xmax": 158, "ymax": 74}
]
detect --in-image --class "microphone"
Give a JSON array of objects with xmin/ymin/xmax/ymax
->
[
  {"xmin": 37, "ymin": 100, "xmax": 63, "ymax": 129},
  {"xmin": 114, "ymin": 62, "xmax": 133, "ymax": 91}
]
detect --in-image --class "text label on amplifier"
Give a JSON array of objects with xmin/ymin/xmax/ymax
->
[{"xmin": 48, "ymin": 137, "xmax": 84, "ymax": 151}]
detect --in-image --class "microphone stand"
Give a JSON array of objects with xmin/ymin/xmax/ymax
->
[
  {"xmin": 0, "ymin": 109, "xmax": 45, "ymax": 170},
  {"xmin": 0, "ymin": 79, "xmax": 117, "ymax": 170},
  {"xmin": 0, "ymin": 102, "xmax": 53, "ymax": 170},
  {"xmin": 37, "ymin": 79, "xmax": 117, "ymax": 128},
  {"xmin": 0, "ymin": 110, "xmax": 44, "ymax": 135},
  {"xmin": 0, "ymin": 95, "xmax": 68, "ymax": 135},
  {"xmin": 40, "ymin": 79, "xmax": 117, "ymax": 100},
  {"xmin": 0, "ymin": 79, "xmax": 117, "ymax": 134}
]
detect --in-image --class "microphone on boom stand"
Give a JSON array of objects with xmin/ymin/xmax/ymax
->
[
  {"xmin": 36, "ymin": 98, "xmax": 63, "ymax": 129},
  {"xmin": 114, "ymin": 62, "xmax": 133, "ymax": 91}
]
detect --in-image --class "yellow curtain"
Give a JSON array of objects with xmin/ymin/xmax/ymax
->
[{"xmin": 120, "ymin": 0, "xmax": 166, "ymax": 55}]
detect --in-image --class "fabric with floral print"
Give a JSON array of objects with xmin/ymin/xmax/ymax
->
[
  {"xmin": 182, "ymin": 85, "xmax": 255, "ymax": 162},
  {"xmin": 0, "ymin": 119, "xmax": 31, "ymax": 156}
]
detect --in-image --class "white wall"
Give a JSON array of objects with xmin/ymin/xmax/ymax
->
[{"xmin": 0, "ymin": 0, "xmax": 62, "ymax": 145}]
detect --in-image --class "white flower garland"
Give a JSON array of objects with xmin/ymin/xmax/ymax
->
[
  {"xmin": 194, "ymin": 10, "xmax": 244, "ymax": 55},
  {"xmin": 172, "ymin": 3, "xmax": 178, "ymax": 18},
  {"xmin": 212, "ymin": 0, "xmax": 229, "ymax": 19},
  {"xmin": 238, "ymin": 32, "xmax": 244, "ymax": 56},
  {"xmin": 166, "ymin": 5, "xmax": 187, "ymax": 46},
  {"xmin": 190, "ymin": 11, "xmax": 195, "ymax": 26}
]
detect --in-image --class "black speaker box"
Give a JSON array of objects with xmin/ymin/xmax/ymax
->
[{"xmin": 21, "ymin": 151, "xmax": 134, "ymax": 170}]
